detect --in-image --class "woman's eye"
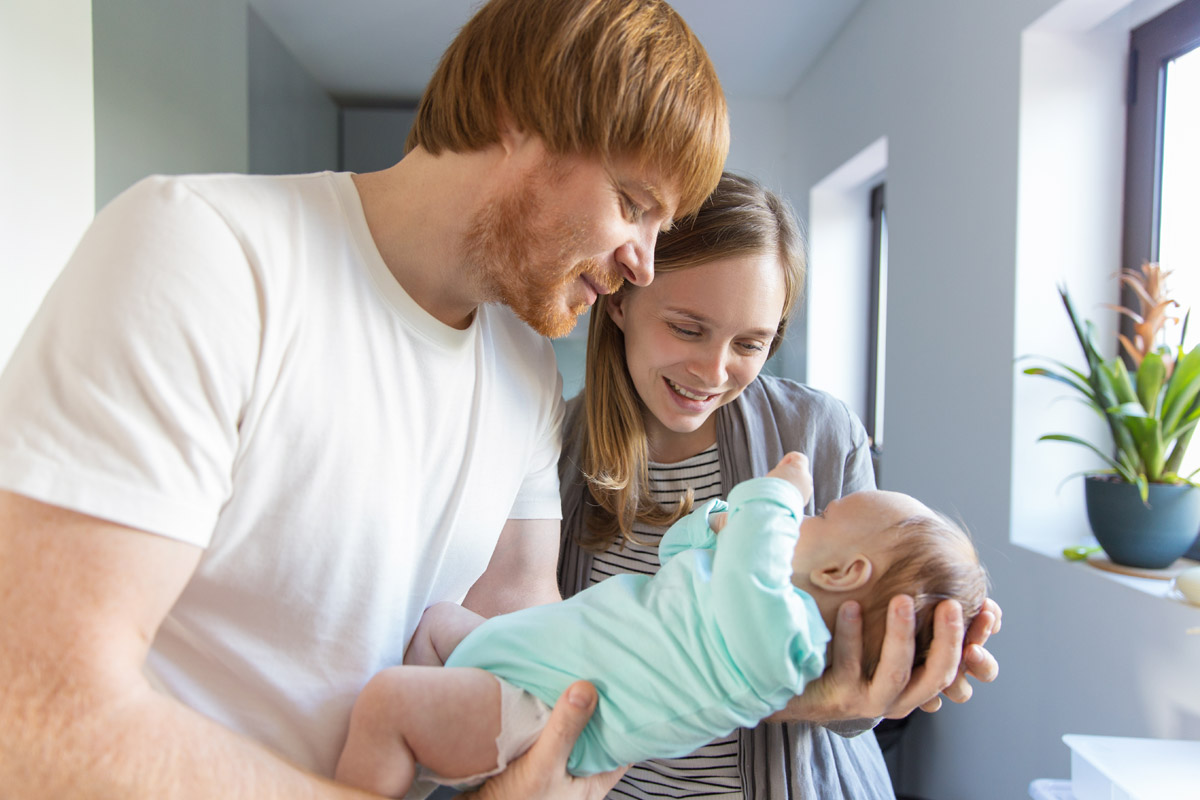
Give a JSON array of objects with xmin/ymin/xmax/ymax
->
[
  {"xmin": 667, "ymin": 322, "xmax": 700, "ymax": 338},
  {"xmin": 737, "ymin": 341, "xmax": 766, "ymax": 354}
]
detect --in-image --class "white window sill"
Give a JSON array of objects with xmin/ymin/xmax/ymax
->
[{"xmin": 1012, "ymin": 537, "xmax": 1200, "ymax": 607}]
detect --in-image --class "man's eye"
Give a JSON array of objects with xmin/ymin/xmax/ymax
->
[{"xmin": 621, "ymin": 193, "xmax": 645, "ymax": 222}]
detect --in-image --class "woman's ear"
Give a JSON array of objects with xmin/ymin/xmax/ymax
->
[
  {"xmin": 605, "ymin": 292, "xmax": 628, "ymax": 331},
  {"xmin": 809, "ymin": 554, "xmax": 873, "ymax": 593}
]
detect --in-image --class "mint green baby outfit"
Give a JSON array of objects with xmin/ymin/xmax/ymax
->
[{"xmin": 444, "ymin": 476, "xmax": 830, "ymax": 776}]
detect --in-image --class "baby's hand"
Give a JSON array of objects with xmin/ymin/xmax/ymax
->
[
  {"xmin": 767, "ymin": 452, "xmax": 813, "ymax": 504},
  {"xmin": 709, "ymin": 511, "xmax": 729, "ymax": 533}
]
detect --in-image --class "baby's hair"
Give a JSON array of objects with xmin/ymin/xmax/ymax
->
[{"xmin": 858, "ymin": 510, "xmax": 989, "ymax": 681}]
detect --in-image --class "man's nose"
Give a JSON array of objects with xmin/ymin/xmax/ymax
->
[{"xmin": 616, "ymin": 231, "xmax": 655, "ymax": 286}]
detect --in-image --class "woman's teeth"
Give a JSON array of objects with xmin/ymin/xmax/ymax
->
[{"xmin": 668, "ymin": 379, "xmax": 710, "ymax": 401}]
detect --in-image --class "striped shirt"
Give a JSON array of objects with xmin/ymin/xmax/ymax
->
[{"xmin": 588, "ymin": 444, "xmax": 743, "ymax": 800}]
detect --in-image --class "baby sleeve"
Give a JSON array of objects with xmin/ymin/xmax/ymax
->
[
  {"xmin": 658, "ymin": 497, "xmax": 724, "ymax": 566},
  {"xmin": 708, "ymin": 477, "xmax": 829, "ymax": 695}
]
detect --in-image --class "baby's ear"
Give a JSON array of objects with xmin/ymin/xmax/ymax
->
[{"xmin": 809, "ymin": 554, "xmax": 873, "ymax": 593}]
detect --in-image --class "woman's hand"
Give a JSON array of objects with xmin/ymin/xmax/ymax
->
[
  {"xmin": 769, "ymin": 594, "xmax": 1001, "ymax": 724},
  {"xmin": 467, "ymin": 681, "xmax": 627, "ymax": 800}
]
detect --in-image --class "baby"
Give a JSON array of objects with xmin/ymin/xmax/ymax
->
[{"xmin": 335, "ymin": 452, "xmax": 988, "ymax": 797}]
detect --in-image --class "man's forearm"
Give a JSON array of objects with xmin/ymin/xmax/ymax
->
[
  {"xmin": 461, "ymin": 518, "xmax": 563, "ymax": 618},
  {"xmin": 762, "ymin": 693, "xmax": 878, "ymax": 736},
  {"xmin": 0, "ymin": 673, "xmax": 372, "ymax": 800}
]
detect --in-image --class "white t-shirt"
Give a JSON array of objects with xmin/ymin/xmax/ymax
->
[{"xmin": 0, "ymin": 172, "xmax": 564, "ymax": 775}]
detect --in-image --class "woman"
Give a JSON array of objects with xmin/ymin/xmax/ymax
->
[{"xmin": 558, "ymin": 173, "xmax": 1000, "ymax": 799}]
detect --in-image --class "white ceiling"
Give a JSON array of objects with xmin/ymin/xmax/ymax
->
[{"xmin": 248, "ymin": 0, "xmax": 864, "ymax": 102}]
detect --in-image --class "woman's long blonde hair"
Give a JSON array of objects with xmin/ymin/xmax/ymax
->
[{"xmin": 578, "ymin": 172, "xmax": 806, "ymax": 551}]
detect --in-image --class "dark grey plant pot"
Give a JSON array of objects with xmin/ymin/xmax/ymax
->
[{"xmin": 1084, "ymin": 476, "xmax": 1200, "ymax": 569}]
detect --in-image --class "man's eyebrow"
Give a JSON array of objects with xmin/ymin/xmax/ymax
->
[{"xmin": 620, "ymin": 178, "xmax": 676, "ymax": 230}]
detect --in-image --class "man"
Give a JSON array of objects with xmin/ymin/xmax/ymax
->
[{"xmin": 0, "ymin": 1, "xmax": 725, "ymax": 797}]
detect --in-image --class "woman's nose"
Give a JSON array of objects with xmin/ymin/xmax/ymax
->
[{"xmin": 688, "ymin": 346, "xmax": 729, "ymax": 387}]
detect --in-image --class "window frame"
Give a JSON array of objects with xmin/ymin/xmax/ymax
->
[
  {"xmin": 1123, "ymin": 0, "xmax": 1200, "ymax": 558},
  {"xmin": 1122, "ymin": 0, "xmax": 1200, "ymax": 277},
  {"xmin": 866, "ymin": 181, "xmax": 886, "ymax": 458}
]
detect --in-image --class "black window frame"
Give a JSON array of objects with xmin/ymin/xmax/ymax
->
[
  {"xmin": 1122, "ymin": 0, "xmax": 1200, "ymax": 277},
  {"xmin": 866, "ymin": 181, "xmax": 886, "ymax": 461},
  {"xmin": 1123, "ymin": 0, "xmax": 1200, "ymax": 559}
]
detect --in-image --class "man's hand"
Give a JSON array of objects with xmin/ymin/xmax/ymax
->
[
  {"xmin": 467, "ymin": 681, "xmax": 626, "ymax": 800},
  {"xmin": 929, "ymin": 596, "xmax": 1001, "ymax": 710},
  {"xmin": 770, "ymin": 594, "xmax": 1002, "ymax": 724}
]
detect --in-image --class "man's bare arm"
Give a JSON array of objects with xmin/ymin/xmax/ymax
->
[
  {"xmin": 0, "ymin": 490, "xmax": 377, "ymax": 799},
  {"xmin": 462, "ymin": 517, "xmax": 562, "ymax": 617},
  {"xmin": 1, "ymin": 492, "xmax": 618, "ymax": 800}
]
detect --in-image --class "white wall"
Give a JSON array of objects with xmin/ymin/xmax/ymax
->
[
  {"xmin": 0, "ymin": 2, "xmax": 95, "ymax": 370},
  {"xmin": 787, "ymin": 1, "xmax": 1200, "ymax": 798}
]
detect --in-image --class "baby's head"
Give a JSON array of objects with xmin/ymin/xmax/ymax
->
[{"xmin": 793, "ymin": 490, "xmax": 988, "ymax": 681}]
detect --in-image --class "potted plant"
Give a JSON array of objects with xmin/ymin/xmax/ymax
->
[{"xmin": 1024, "ymin": 262, "xmax": 1200, "ymax": 569}]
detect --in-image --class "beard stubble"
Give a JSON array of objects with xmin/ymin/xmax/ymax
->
[{"xmin": 461, "ymin": 163, "xmax": 623, "ymax": 338}]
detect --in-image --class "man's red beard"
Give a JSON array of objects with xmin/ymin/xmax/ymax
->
[{"xmin": 462, "ymin": 164, "xmax": 623, "ymax": 338}]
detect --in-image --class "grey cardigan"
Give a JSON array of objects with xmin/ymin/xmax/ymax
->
[{"xmin": 557, "ymin": 376, "xmax": 896, "ymax": 799}]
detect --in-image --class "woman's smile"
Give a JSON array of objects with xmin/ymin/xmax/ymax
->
[{"xmin": 665, "ymin": 377, "xmax": 718, "ymax": 403}]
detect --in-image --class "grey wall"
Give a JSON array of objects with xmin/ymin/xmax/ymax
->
[
  {"xmin": 93, "ymin": 1, "xmax": 342, "ymax": 197},
  {"xmin": 341, "ymin": 107, "xmax": 416, "ymax": 173},
  {"xmin": 784, "ymin": 1, "xmax": 1200, "ymax": 798},
  {"xmin": 93, "ymin": 0, "xmax": 249, "ymax": 207},
  {"xmin": 248, "ymin": 7, "xmax": 339, "ymax": 175}
]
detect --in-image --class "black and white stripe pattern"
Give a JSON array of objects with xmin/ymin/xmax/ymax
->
[{"xmin": 588, "ymin": 445, "xmax": 743, "ymax": 799}]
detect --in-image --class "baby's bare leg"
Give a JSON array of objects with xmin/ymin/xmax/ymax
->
[{"xmin": 336, "ymin": 665, "xmax": 501, "ymax": 796}]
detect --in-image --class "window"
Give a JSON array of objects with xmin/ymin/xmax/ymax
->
[
  {"xmin": 1123, "ymin": 0, "xmax": 1200, "ymax": 557},
  {"xmin": 866, "ymin": 182, "xmax": 887, "ymax": 465},
  {"xmin": 1123, "ymin": 0, "xmax": 1200, "ymax": 348}
]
